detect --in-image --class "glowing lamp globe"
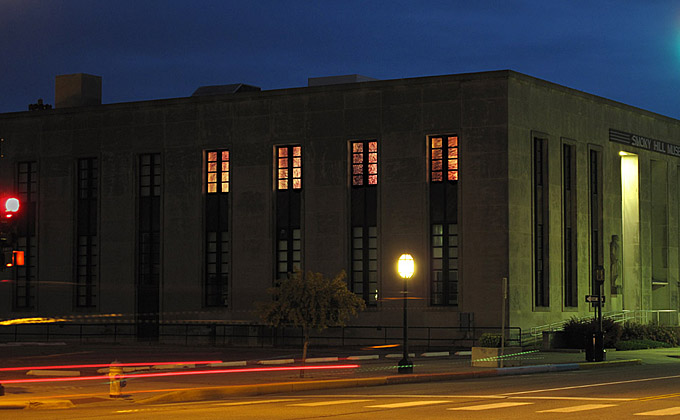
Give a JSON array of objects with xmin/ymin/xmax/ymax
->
[{"xmin": 397, "ymin": 253, "xmax": 415, "ymax": 279}]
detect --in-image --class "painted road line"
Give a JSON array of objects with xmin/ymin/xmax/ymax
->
[
  {"xmin": 635, "ymin": 407, "xmax": 680, "ymax": 416},
  {"xmin": 346, "ymin": 355, "xmax": 379, "ymax": 360},
  {"xmin": 208, "ymin": 361, "xmax": 247, "ymax": 367},
  {"xmin": 502, "ymin": 373, "xmax": 680, "ymax": 396},
  {"xmin": 385, "ymin": 353, "xmax": 415, "ymax": 359},
  {"xmin": 537, "ymin": 403, "xmax": 617, "ymax": 413},
  {"xmin": 448, "ymin": 402, "xmax": 533, "ymax": 411},
  {"xmin": 289, "ymin": 399, "xmax": 373, "ymax": 407},
  {"xmin": 256, "ymin": 359, "xmax": 296, "ymax": 365},
  {"xmin": 421, "ymin": 352, "xmax": 449, "ymax": 357},
  {"xmin": 305, "ymin": 357, "xmax": 339, "ymax": 363},
  {"xmin": 512, "ymin": 396, "xmax": 633, "ymax": 402},
  {"xmin": 26, "ymin": 369, "xmax": 80, "ymax": 377},
  {"xmin": 366, "ymin": 400, "xmax": 451, "ymax": 408},
  {"xmin": 218, "ymin": 399, "xmax": 301, "ymax": 406},
  {"xmin": 152, "ymin": 364, "xmax": 195, "ymax": 369}
]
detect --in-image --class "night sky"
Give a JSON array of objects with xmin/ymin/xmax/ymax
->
[{"xmin": 2, "ymin": 1, "xmax": 680, "ymax": 118}]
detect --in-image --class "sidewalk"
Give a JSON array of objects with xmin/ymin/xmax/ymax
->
[{"xmin": 0, "ymin": 342, "xmax": 668, "ymax": 410}]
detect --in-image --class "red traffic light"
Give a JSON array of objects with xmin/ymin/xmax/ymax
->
[{"xmin": 3, "ymin": 197, "xmax": 19, "ymax": 218}]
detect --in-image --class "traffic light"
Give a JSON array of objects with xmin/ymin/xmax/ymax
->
[
  {"xmin": 2, "ymin": 197, "xmax": 19, "ymax": 219},
  {"xmin": 0, "ymin": 250, "xmax": 23, "ymax": 268}
]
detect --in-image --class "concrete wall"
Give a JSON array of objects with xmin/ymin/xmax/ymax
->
[
  {"xmin": 508, "ymin": 72, "xmax": 680, "ymax": 328},
  {"xmin": 2, "ymin": 70, "xmax": 679, "ymax": 335}
]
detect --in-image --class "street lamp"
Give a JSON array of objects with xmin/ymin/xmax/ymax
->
[{"xmin": 397, "ymin": 253, "xmax": 415, "ymax": 374}]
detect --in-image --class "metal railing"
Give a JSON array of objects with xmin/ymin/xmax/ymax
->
[
  {"xmin": 523, "ymin": 309, "xmax": 680, "ymax": 347},
  {"xmin": 0, "ymin": 322, "xmax": 522, "ymax": 349}
]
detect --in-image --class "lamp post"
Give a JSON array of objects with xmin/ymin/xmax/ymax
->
[{"xmin": 397, "ymin": 253, "xmax": 415, "ymax": 374}]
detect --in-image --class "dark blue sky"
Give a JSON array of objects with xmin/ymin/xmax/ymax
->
[{"xmin": 2, "ymin": 0, "xmax": 679, "ymax": 117}]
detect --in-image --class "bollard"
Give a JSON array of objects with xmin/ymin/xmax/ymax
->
[
  {"xmin": 109, "ymin": 361, "xmax": 126, "ymax": 398},
  {"xmin": 0, "ymin": 383, "xmax": 4, "ymax": 397}
]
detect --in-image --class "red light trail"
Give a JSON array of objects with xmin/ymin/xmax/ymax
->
[{"xmin": 0, "ymin": 360, "xmax": 223, "ymax": 372}]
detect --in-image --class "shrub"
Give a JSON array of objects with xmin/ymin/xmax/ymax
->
[
  {"xmin": 621, "ymin": 322, "xmax": 679, "ymax": 346},
  {"xmin": 478, "ymin": 333, "xmax": 502, "ymax": 347},
  {"xmin": 615, "ymin": 339, "xmax": 671, "ymax": 351},
  {"xmin": 561, "ymin": 317, "xmax": 622, "ymax": 348}
]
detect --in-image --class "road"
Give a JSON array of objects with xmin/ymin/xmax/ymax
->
[{"xmin": 8, "ymin": 360, "xmax": 680, "ymax": 419}]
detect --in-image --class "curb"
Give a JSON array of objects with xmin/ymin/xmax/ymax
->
[
  {"xmin": 0, "ymin": 358, "xmax": 643, "ymax": 409},
  {"xmin": 138, "ymin": 358, "xmax": 642, "ymax": 405}
]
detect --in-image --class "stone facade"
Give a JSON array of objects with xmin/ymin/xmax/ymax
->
[{"xmin": 0, "ymin": 70, "xmax": 679, "ymax": 340}]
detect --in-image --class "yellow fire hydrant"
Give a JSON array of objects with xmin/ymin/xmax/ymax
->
[{"xmin": 109, "ymin": 361, "xmax": 126, "ymax": 398}]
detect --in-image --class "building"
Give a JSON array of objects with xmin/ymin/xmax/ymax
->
[{"xmin": 0, "ymin": 70, "xmax": 679, "ymax": 343}]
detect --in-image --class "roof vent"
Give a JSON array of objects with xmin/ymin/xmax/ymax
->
[
  {"xmin": 308, "ymin": 74, "xmax": 378, "ymax": 87},
  {"xmin": 191, "ymin": 84, "xmax": 261, "ymax": 97}
]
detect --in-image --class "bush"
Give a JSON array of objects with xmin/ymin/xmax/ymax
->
[
  {"xmin": 621, "ymin": 322, "xmax": 679, "ymax": 346},
  {"xmin": 615, "ymin": 339, "xmax": 672, "ymax": 351},
  {"xmin": 478, "ymin": 333, "xmax": 502, "ymax": 347},
  {"xmin": 561, "ymin": 317, "xmax": 622, "ymax": 348}
]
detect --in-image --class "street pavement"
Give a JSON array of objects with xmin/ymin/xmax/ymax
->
[{"xmin": 0, "ymin": 341, "xmax": 665, "ymax": 410}]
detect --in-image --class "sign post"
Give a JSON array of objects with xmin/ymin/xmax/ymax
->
[{"xmin": 589, "ymin": 266, "xmax": 606, "ymax": 362}]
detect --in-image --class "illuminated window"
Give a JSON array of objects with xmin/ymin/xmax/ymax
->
[
  {"xmin": 429, "ymin": 134, "xmax": 459, "ymax": 306},
  {"xmin": 207, "ymin": 150, "xmax": 229, "ymax": 194},
  {"xmin": 275, "ymin": 145, "xmax": 303, "ymax": 281},
  {"xmin": 205, "ymin": 150, "xmax": 230, "ymax": 306},
  {"xmin": 430, "ymin": 136, "xmax": 458, "ymax": 182},
  {"xmin": 351, "ymin": 140, "xmax": 378, "ymax": 186},
  {"xmin": 277, "ymin": 146, "xmax": 302, "ymax": 190},
  {"xmin": 350, "ymin": 140, "xmax": 379, "ymax": 304}
]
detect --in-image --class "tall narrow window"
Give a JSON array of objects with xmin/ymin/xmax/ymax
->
[
  {"xmin": 15, "ymin": 161, "xmax": 37, "ymax": 310},
  {"xmin": 589, "ymin": 149, "xmax": 603, "ymax": 295},
  {"xmin": 276, "ymin": 145, "xmax": 302, "ymax": 280},
  {"xmin": 76, "ymin": 158, "xmax": 98, "ymax": 308},
  {"xmin": 534, "ymin": 137, "xmax": 549, "ymax": 307},
  {"xmin": 277, "ymin": 146, "xmax": 302, "ymax": 190},
  {"xmin": 137, "ymin": 153, "xmax": 161, "ymax": 339},
  {"xmin": 205, "ymin": 150, "xmax": 229, "ymax": 306},
  {"xmin": 429, "ymin": 135, "xmax": 459, "ymax": 306},
  {"xmin": 350, "ymin": 140, "xmax": 378, "ymax": 304},
  {"xmin": 563, "ymin": 144, "xmax": 577, "ymax": 307}
]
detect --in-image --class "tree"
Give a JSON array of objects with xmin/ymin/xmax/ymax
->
[{"xmin": 259, "ymin": 270, "xmax": 366, "ymax": 375}]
